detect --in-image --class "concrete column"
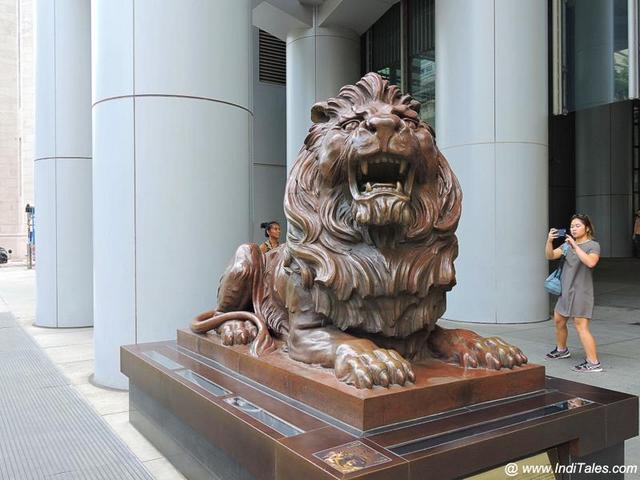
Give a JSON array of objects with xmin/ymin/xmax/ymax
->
[
  {"xmin": 286, "ymin": 25, "xmax": 360, "ymax": 170},
  {"xmin": 576, "ymin": 103, "xmax": 634, "ymax": 258},
  {"xmin": 34, "ymin": 0, "xmax": 92, "ymax": 328},
  {"xmin": 92, "ymin": 0, "xmax": 252, "ymax": 389},
  {"xmin": 436, "ymin": 0, "xmax": 549, "ymax": 323}
]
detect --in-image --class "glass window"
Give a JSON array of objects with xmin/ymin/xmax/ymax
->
[
  {"xmin": 407, "ymin": 0, "xmax": 436, "ymax": 127},
  {"xmin": 361, "ymin": 1, "xmax": 436, "ymax": 127},
  {"xmin": 370, "ymin": 3, "xmax": 401, "ymax": 86},
  {"xmin": 563, "ymin": 0, "xmax": 629, "ymax": 111}
]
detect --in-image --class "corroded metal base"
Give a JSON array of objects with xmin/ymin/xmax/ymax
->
[{"xmin": 121, "ymin": 340, "xmax": 638, "ymax": 480}]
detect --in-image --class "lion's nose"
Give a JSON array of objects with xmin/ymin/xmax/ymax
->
[{"xmin": 366, "ymin": 115, "xmax": 401, "ymax": 149}]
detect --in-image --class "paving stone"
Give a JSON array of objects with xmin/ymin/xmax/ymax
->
[{"xmin": 0, "ymin": 312, "xmax": 153, "ymax": 480}]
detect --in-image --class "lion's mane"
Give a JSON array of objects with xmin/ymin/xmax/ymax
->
[{"xmin": 282, "ymin": 73, "xmax": 462, "ymax": 338}]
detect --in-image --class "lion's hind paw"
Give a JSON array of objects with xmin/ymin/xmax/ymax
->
[{"xmin": 216, "ymin": 320, "xmax": 258, "ymax": 346}]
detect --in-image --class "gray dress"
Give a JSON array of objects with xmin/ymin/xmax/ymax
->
[{"xmin": 554, "ymin": 240, "xmax": 600, "ymax": 318}]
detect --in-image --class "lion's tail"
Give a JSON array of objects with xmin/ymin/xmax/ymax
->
[{"xmin": 191, "ymin": 309, "xmax": 276, "ymax": 357}]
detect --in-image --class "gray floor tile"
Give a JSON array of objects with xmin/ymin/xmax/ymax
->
[{"xmin": 0, "ymin": 312, "xmax": 153, "ymax": 480}]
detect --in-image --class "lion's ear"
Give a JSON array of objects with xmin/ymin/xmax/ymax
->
[{"xmin": 311, "ymin": 102, "xmax": 330, "ymax": 123}]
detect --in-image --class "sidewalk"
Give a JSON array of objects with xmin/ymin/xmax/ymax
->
[
  {"xmin": 0, "ymin": 260, "xmax": 639, "ymax": 478},
  {"xmin": 0, "ymin": 310, "xmax": 154, "ymax": 480},
  {"xmin": 0, "ymin": 265, "xmax": 185, "ymax": 480}
]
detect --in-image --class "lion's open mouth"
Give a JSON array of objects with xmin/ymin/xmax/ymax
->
[{"xmin": 349, "ymin": 154, "xmax": 415, "ymax": 200}]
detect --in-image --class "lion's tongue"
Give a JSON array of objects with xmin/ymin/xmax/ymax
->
[{"xmin": 361, "ymin": 182, "xmax": 403, "ymax": 193}]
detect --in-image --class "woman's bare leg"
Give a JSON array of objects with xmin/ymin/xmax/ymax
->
[
  {"xmin": 553, "ymin": 311, "xmax": 569, "ymax": 350},
  {"xmin": 573, "ymin": 317, "xmax": 598, "ymax": 363}
]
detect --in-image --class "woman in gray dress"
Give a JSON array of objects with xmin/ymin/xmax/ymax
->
[{"xmin": 544, "ymin": 214, "xmax": 602, "ymax": 372}]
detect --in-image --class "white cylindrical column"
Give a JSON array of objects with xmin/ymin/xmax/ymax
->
[
  {"xmin": 286, "ymin": 26, "xmax": 360, "ymax": 170},
  {"xmin": 92, "ymin": 0, "xmax": 252, "ymax": 389},
  {"xmin": 34, "ymin": 0, "xmax": 93, "ymax": 328},
  {"xmin": 436, "ymin": 0, "xmax": 549, "ymax": 324}
]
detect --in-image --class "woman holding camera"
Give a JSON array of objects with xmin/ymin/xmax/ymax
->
[{"xmin": 544, "ymin": 214, "xmax": 602, "ymax": 372}]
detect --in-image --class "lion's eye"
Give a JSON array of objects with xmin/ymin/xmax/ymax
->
[
  {"xmin": 342, "ymin": 120, "xmax": 360, "ymax": 131},
  {"xmin": 403, "ymin": 118, "xmax": 419, "ymax": 129}
]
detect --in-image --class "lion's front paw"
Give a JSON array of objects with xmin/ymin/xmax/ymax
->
[
  {"xmin": 429, "ymin": 328, "xmax": 527, "ymax": 370},
  {"xmin": 216, "ymin": 320, "xmax": 258, "ymax": 346},
  {"xmin": 463, "ymin": 337, "xmax": 528, "ymax": 370},
  {"xmin": 334, "ymin": 343, "xmax": 416, "ymax": 389}
]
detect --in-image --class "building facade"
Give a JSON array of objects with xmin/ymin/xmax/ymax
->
[
  {"xmin": 26, "ymin": 0, "xmax": 640, "ymax": 388},
  {"xmin": 0, "ymin": 0, "xmax": 33, "ymax": 260}
]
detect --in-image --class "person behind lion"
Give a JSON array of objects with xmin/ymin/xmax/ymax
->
[
  {"xmin": 545, "ymin": 214, "xmax": 601, "ymax": 372},
  {"xmin": 259, "ymin": 221, "xmax": 281, "ymax": 254}
]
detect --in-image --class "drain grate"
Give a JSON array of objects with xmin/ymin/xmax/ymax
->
[{"xmin": 0, "ymin": 312, "xmax": 153, "ymax": 480}]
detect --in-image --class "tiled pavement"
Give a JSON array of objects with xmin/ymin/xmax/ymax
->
[
  {"xmin": 0, "ymin": 311, "xmax": 153, "ymax": 480},
  {"xmin": 0, "ymin": 259, "xmax": 639, "ymax": 479},
  {"xmin": 0, "ymin": 266, "xmax": 185, "ymax": 480}
]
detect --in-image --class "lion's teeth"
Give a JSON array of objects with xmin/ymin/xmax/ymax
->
[
  {"xmin": 365, "ymin": 182, "xmax": 372, "ymax": 192},
  {"xmin": 396, "ymin": 181, "xmax": 403, "ymax": 192},
  {"xmin": 361, "ymin": 160, "xmax": 368, "ymax": 176},
  {"xmin": 400, "ymin": 160, "xmax": 407, "ymax": 175}
]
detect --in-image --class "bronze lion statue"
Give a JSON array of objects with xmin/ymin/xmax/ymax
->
[{"xmin": 192, "ymin": 73, "xmax": 527, "ymax": 388}]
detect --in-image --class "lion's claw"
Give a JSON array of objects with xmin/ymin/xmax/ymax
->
[
  {"xmin": 335, "ymin": 344, "xmax": 415, "ymax": 389},
  {"xmin": 429, "ymin": 328, "xmax": 527, "ymax": 370},
  {"xmin": 217, "ymin": 320, "xmax": 258, "ymax": 346},
  {"xmin": 468, "ymin": 336, "xmax": 527, "ymax": 369}
]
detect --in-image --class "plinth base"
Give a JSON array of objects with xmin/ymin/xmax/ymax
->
[
  {"xmin": 121, "ymin": 340, "xmax": 638, "ymax": 480},
  {"xmin": 176, "ymin": 328, "xmax": 545, "ymax": 432}
]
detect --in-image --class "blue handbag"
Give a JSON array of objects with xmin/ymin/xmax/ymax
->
[{"xmin": 544, "ymin": 244, "xmax": 569, "ymax": 295}]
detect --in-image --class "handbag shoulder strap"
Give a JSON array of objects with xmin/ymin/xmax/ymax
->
[{"xmin": 558, "ymin": 243, "xmax": 570, "ymax": 272}]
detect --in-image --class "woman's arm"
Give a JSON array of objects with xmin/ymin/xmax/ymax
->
[
  {"xmin": 565, "ymin": 237, "xmax": 600, "ymax": 268},
  {"xmin": 545, "ymin": 229, "xmax": 563, "ymax": 260}
]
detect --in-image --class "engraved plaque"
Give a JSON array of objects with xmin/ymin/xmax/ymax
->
[{"xmin": 313, "ymin": 441, "xmax": 391, "ymax": 474}]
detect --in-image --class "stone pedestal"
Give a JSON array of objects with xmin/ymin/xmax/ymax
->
[
  {"xmin": 176, "ymin": 329, "xmax": 545, "ymax": 432},
  {"xmin": 121, "ymin": 333, "xmax": 638, "ymax": 479}
]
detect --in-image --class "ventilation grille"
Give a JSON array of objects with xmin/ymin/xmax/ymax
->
[{"xmin": 259, "ymin": 30, "xmax": 286, "ymax": 85}]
